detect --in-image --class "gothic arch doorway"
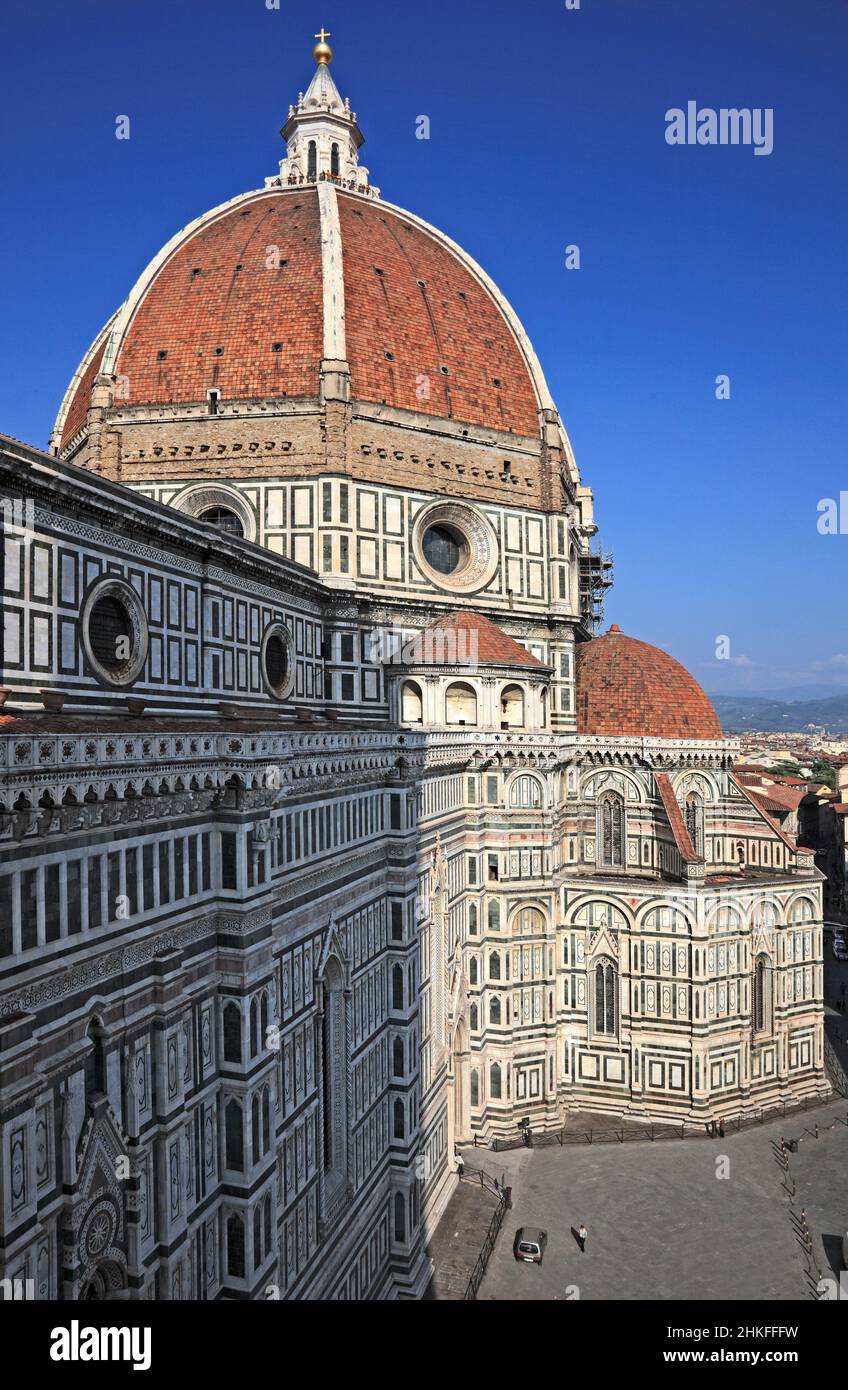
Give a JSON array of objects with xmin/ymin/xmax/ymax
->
[{"xmin": 80, "ymin": 1261, "xmax": 127, "ymax": 1301}]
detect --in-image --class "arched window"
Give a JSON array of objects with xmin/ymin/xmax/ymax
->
[
  {"xmin": 470, "ymin": 1070, "xmax": 479, "ymax": 1106},
  {"xmin": 393, "ymin": 1098, "xmax": 405, "ymax": 1139},
  {"xmin": 468, "ymin": 902, "xmax": 478, "ymax": 935},
  {"xmin": 753, "ymin": 955, "xmax": 772, "ymax": 1033},
  {"xmin": 264, "ymin": 1195, "xmax": 272, "ymax": 1252},
  {"xmin": 307, "ymin": 140, "xmax": 317, "ymax": 179},
  {"xmin": 445, "ymin": 681, "xmax": 477, "ymax": 727},
  {"xmin": 260, "ymin": 992, "xmax": 269, "ymax": 1049},
  {"xmin": 401, "ymin": 680, "xmax": 423, "ymax": 724},
  {"xmin": 331, "ymin": 142, "xmax": 340, "ymax": 176},
  {"xmin": 253, "ymin": 1206, "xmax": 263, "ymax": 1271},
  {"xmin": 470, "ymin": 1003, "xmax": 479, "ymax": 1030},
  {"xmin": 593, "ymin": 959, "xmax": 618, "ymax": 1036},
  {"xmin": 262, "ymin": 1087, "xmax": 271, "ymax": 1152},
  {"xmin": 199, "ymin": 505, "xmax": 243, "ymax": 537},
  {"xmin": 598, "ymin": 793, "xmax": 624, "ymax": 868},
  {"xmin": 392, "ymin": 964, "xmax": 404, "ymax": 1010},
  {"xmin": 490, "ymin": 951, "xmax": 501, "ymax": 981},
  {"xmin": 500, "ymin": 684, "xmax": 525, "ymax": 729},
  {"xmin": 252, "ymin": 1094, "xmax": 261, "ymax": 1161},
  {"xmin": 223, "ymin": 1002, "xmax": 241, "ymax": 1063},
  {"xmin": 685, "ymin": 793, "xmax": 704, "ymax": 856},
  {"xmin": 84, "ymin": 1019, "xmax": 106, "ymax": 1100},
  {"xmin": 393, "ymin": 1037, "xmax": 405, "ymax": 1076},
  {"xmin": 514, "ymin": 906, "xmax": 546, "ymax": 934},
  {"xmin": 488, "ymin": 899, "xmax": 500, "ymax": 932},
  {"xmin": 394, "ymin": 1192, "xmax": 406, "ymax": 1242},
  {"xmin": 490, "ymin": 1062, "xmax": 502, "ymax": 1099},
  {"xmin": 321, "ymin": 960, "xmax": 347, "ymax": 1178},
  {"xmin": 490, "ymin": 996, "xmax": 501, "ymax": 1025},
  {"xmin": 227, "ymin": 1213, "xmax": 245, "ymax": 1277},
  {"xmin": 249, "ymin": 998, "xmax": 259, "ymax": 1059},
  {"xmin": 510, "ymin": 775, "xmax": 542, "ymax": 809},
  {"xmin": 225, "ymin": 1100, "xmax": 244, "ymax": 1171},
  {"xmin": 469, "ymin": 957, "xmax": 478, "ymax": 985}
]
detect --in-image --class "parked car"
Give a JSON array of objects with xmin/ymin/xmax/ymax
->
[{"xmin": 513, "ymin": 1228, "xmax": 547, "ymax": 1264}]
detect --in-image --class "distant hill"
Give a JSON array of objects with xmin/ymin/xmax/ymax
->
[{"xmin": 708, "ymin": 692, "xmax": 848, "ymax": 735}]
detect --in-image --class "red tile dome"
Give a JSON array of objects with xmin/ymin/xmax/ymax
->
[
  {"xmin": 575, "ymin": 628, "xmax": 723, "ymax": 740},
  {"xmin": 55, "ymin": 185, "xmax": 544, "ymax": 450}
]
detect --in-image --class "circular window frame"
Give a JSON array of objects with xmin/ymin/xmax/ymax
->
[
  {"xmin": 80, "ymin": 578, "xmax": 149, "ymax": 688},
  {"xmin": 261, "ymin": 622, "xmax": 295, "ymax": 701},
  {"xmin": 412, "ymin": 502, "xmax": 498, "ymax": 593},
  {"xmin": 171, "ymin": 484, "xmax": 257, "ymax": 543}
]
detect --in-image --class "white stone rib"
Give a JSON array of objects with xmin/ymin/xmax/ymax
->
[
  {"xmin": 51, "ymin": 310, "xmax": 119, "ymax": 449},
  {"xmin": 317, "ymin": 181, "xmax": 347, "ymax": 361}
]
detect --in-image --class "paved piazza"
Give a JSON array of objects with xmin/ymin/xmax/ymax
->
[{"xmin": 473, "ymin": 1100, "xmax": 848, "ymax": 1302}]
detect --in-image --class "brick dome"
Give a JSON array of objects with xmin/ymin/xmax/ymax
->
[
  {"xmin": 54, "ymin": 185, "xmax": 546, "ymax": 450},
  {"xmin": 575, "ymin": 628, "xmax": 723, "ymax": 740}
]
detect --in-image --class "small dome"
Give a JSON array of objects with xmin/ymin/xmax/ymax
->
[{"xmin": 575, "ymin": 629, "xmax": 722, "ymax": 740}]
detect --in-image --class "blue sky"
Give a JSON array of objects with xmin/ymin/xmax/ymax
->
[{"xmin": 1, "ymin": 0, "xmax": 846, "ymax": 696}]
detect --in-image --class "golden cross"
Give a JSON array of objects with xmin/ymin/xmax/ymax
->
[{"xmin": 314, "ymin": 28, "xmax": 331, "ymax": 43}]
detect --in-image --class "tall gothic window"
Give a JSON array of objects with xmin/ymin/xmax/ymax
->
[
  {"xmin": 685, "ymin": 793, "xmax": 704, "ymax": 855},
  {"xmin": 394, "ymin": 1192, "xmax": 406, "ymax": 1242},
  {"xmin": 84, "ymin": 1019, "xmax": 106, "ymax": 1100},
  {"xmin": 490, "ymin": 1062, "xmax": 502, "ymax": 1099},
  {"xmin": 252, "ymin": 1094, "xmax": 261, "ymax": 1162},
  {"xmin": 321, "ymin": 960, "xmax": 347, "ymax": 1179},
  {"xmin": 227, "ymin": 1213, "xmax": 245, "ymax": 1278},
  {"xmin": 223, "ymin": 1002, "xmax": 241, "ymax": 1063},
  {"xmin": 331, "ymin": 142, "xmax": 340, "ymax": 176},
  {"xmin": 753, "ymin": 955, "xmax": 772, "ymax": 1034},
  {"xmin": 262, "ymin": 1087, "xmax": 271, "ymax": 1152},
  {"xmin": 225, "ymin": 1100, "xmax": 244, "ymax": 1171},
  {"xmin": 490, "ymin": 996, "xmax": 501, "ymax": 1025},
  {"xmin": 593, "ymin": 959, "xmax": 618, "ymax": 1036},
  {"xmin": 253, "ymin": 1207, "xmax": 263, "ymax": 1271},
  {"xmin": 308, "ymin": 140, "xmax": 317, "ymax": 179},
  {"xmin": 598, "ymin": 793, "xmax": 624, "ymax": 868}
]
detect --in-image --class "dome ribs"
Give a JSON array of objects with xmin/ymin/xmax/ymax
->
[
  {"xmin": 336, "ymin": 193, "xmax": 538, "ymax": 433},
  {"xmin": 114, "ymin": 190, "xmax": 324, "ymax": 407}
]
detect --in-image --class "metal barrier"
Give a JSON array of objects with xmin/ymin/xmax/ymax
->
[
  {"xmin": 482, "ymin": 1090, "xmax": 839, "ymax": 1152},
  {"xmin": 462, "ymin": 1168, "xmax": 511, "ymax": 1301}
]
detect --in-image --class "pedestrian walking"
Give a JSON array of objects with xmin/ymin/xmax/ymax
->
[
  {"xmin": 577, "ymin": 1223, "xmax": 588, "ymax": 1253},
  {"xmin": 455, "ymin": 1151, "xmax": 465, "ymax": 1179}
]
